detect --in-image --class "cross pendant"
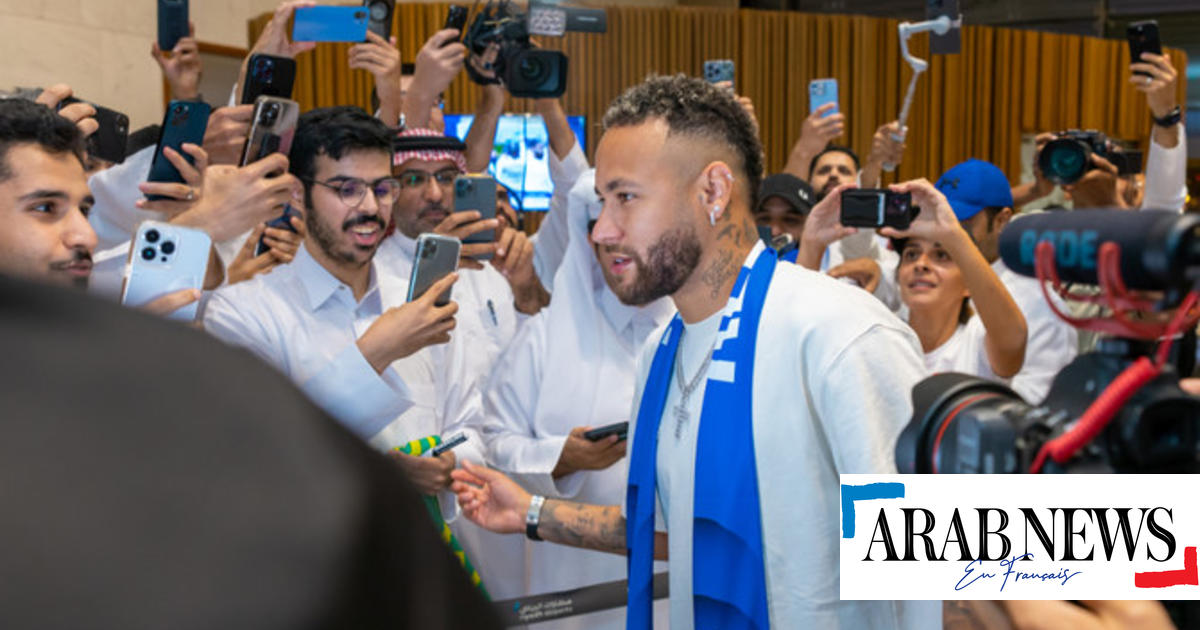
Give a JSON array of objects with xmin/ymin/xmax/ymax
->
[{"xmin": 673, "ymin": 404, "xmax": 690, "ymax": 440}]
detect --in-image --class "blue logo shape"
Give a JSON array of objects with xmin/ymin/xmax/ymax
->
[{"xmin": 841, "ymin": 483, "xmax": 905, "ymax": 538}]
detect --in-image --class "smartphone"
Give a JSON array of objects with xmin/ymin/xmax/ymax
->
[
  {"xmin": 240, "ymin": 96, "xmax": 299, "ymax": 167},
  {"xmin": 703, "ymin": 59, "xmax": 735, "ymax": 90},
  {"xmin": 364, "ymin": 0, "xmax": 395, "ymax": 40},
  {"xmin": 429, "ymin": 433, "xmax": 468, "ymax": 457},
  {"xmin": 146, "ymin": 101, "xmax": 212, "ymax": 200},
  {"xmin": 1127, "ymin": 21, "xmax": 1162, "ymax": 77},
  {"xmin": 157, "ymin": 0, "xmax": 189, "ymax": 51},
  {"xmin": 444, "ymin": 5, "xmax": 468, "ymax": 41},
  {"xmin": 254, "ymin": 204, "xmax": 302, "ymax": 257},
  {"xmin": 454, "ymin": 175, "xmax": 498, "ymax": 260},
  {"xmin": 58, "ymin": 96, "xmax": 129, "ymax": 165},
  {"xmin": 840, "ymin": 189, "xmax": 917, "ymax": 230},
  {"xmin": 584, "ymin": 421, "xmax": 629, "ymax": 442},
  {"xmin": 407, "ymin": 233, "xmax": 461, "ymax": 307},
  {"xmin": 121, "ymin": 221, "xmax": 211, "ymax": 322},
  {"xmin": 292, "ymin": 6, "xmax": 370, "ymax": 43},
  {"xmin": 809, "ymin": 78, "xmax": 839, "ymax": 118},
  {"xmin": 241, "ymin": 54, "xmax": 297, "ymax": 105}
]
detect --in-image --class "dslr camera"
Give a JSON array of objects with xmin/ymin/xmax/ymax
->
[
  {"xmin": 463, "ymin": 1, "xmax": 606, "ymax": 99},
  {"xmin": 1037, "ymin": 129, "xmax": 1142, "ymax": 186},
  {"xmin": 896, "ymin": 210, "xmax": 1200, "ymax": 476}
]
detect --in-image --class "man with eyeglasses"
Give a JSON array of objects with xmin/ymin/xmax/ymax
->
[
  {"xmin": 204, "ymin": 108, "xmax": 488, "ymax": 516},
  {"xmin": 378, "ymin": 128, "xmax": 550, "ymax": 389}
]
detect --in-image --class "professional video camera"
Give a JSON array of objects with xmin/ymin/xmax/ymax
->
[
  {"xmin": 463, "ymin": 1, "xmax": 607, "ymax": 99},
  {"xmin": 1037, "ymin": 130, "xmax": 1143, "ymax": 186},
  {"xmin": 896, "ymin": 209, "xmax": 1200, "ymax": 475}
]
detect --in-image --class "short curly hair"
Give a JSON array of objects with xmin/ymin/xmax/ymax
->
[
  {"xmin": 0, "ymin": 98, "xmax": 85, "ymax": 183},
  {"xmin": 602, "ymin": 74, "xmax": 764, "ymax": 208}
]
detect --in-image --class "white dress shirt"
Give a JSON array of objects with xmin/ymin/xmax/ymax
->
[
  {"xmin": 994, "ymin": 258, "xmax": 1077, "ymax": 402},
  {"xmin": 628, "ymin": 243, "xmax": 940, "ymax": 629},
  {"xmin": 480, "ymin": 172, "xmax": 673, "ymax": 628}
]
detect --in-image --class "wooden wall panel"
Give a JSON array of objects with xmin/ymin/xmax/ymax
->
[{"xmin": 249, "ymin": 4, "xmax": 1187, "ymax": 187}]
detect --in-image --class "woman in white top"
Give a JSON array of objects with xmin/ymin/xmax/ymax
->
[{"xmin": 881, "ymin": 179, "xmax": 1029, "ymax": 381}]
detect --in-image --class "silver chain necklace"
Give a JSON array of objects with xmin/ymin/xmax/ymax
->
[{"xmin": 672, "ymin": 327, "xmax": 716, "ymax": 440}]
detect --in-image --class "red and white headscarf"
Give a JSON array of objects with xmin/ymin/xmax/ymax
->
[{"xmin": 392, "ymin": 127, "xmax": 468, "ymax": 173}]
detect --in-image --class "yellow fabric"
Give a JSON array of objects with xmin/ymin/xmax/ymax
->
[{"xmin": 249, "ymin": 4, "xmax": 1187, "ymax": 188}]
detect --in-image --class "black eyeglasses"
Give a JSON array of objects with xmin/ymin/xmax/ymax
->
[
  {"xmin": 304, "ymin": 176, "xmax": 402, "ymax": 207},
  {"xmin": 396, "ymin": 168, "xmax": 460, "ymax": 191}
]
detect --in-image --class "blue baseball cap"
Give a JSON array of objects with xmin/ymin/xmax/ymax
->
[{"xmin": 935, "ymin": 159, "xmax": 1014, "ymax": 221}]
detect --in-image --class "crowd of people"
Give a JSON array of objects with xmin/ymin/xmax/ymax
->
[{"xmin": 0, "ymin": 1, "xmax": 1191, "ymax": 628}]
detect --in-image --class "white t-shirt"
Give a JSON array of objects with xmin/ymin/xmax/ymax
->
[
  {"xmin": 923, "ymin": 315, "xmax": 1004, "ymax": 383},
  {"xmin": 628, "ymin": 246, "xmax": 940, "ymax": 629}
]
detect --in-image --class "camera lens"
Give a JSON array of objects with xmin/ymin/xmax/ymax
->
[
  {"xmin": 161, "ymin": 241, "xmax": 176, "ymax": 255},
  {"xmin": 518, "ymin": 55, "xmax": 549, "ymax": 83},
  {"xmin": 355, "ymin": 10, "xmax": 366, "ymax": 19},
  {"xmin": 145, "ymin": 229, "xmax": 160, "ymax": 243},
  {"xmin": 262, "ymin": 103, "xmax": 280, "ymax": 125},
  {"xmin": 423, "ymin": 242, "xmax": 437, "ymax": 258},
  {"xmin": 172, "ymin": 104, "xmax": 185, "ymax": 115},
  {"xmin": 1038, "ymin": 138, "xmax": 1091, "ymax": 186},
  {"xmin": 141, "ymin": 247, "xmax": 157, "ymax": 261},
  {"xmin": 456, "ymin": 179, "xmax": 472, "ymax": 194}
]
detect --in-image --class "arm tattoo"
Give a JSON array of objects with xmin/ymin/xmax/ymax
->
[
  {"xmin": 539, "ymin": 499, "xmax": 670, "ymax": 559},
  {"xmin": 539, "ymin": 499, "xmax": 627, "ymax": 554}
]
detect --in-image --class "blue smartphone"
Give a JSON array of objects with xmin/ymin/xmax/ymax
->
[
  {"xmin": 292, "ymin": 6, "xmax": 370, "ymax": 42},
  {"xmin": 255, "ymin": 204, "xmax": 302, "ymax": 257},
  {"xmin": 146, "ymin": 101, "xmax": 211, "ymax": 200},
  {"xmin": 808, "ymin": 78, "xmax": 839, "ymax": 118},
  {"xmin": 157, "ymin": 0, "xmax": 189, "ymax": 51},
  {"xmin": 703, "ymin": 60, "xmax": 735, "ymax": 89}
]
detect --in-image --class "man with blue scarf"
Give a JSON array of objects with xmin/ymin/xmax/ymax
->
[{"xmin": 452, "ymin": 75, "xmax": 939, "ymax": 629}]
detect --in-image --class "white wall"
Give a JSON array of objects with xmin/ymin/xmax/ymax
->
[{"xmin": 0, "ymin": 0, "xmax": 282, "ymax": 129}]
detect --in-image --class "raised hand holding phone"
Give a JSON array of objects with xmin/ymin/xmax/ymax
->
[
  {"xmin": 357, "ymin": 272, "xmax": 460, "ymax": 373},
  {"xmin": 552, "ymin": 426, "xmax": 628, "ymax": 479}
]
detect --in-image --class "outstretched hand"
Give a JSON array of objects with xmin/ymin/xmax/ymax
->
[{"xmin": 451, "ymin": 460, "xmax": 531, "ymax": 535}]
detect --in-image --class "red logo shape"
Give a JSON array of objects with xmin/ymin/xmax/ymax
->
[{"xmin": 1135, "ymin": 546, "xmax": 1198, "ymax": 588}]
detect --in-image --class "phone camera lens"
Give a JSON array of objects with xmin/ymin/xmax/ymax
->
[
  {"xmin": 141, "ymin": 247, "xmax": 156, "ymax": 261},
  {"xmin": 172, "ymin": 104, "xmax": 185, "ymax": 115},
  {"xmin": 355, "ymin": 10, "xmax": 366, "ymax": 19},
  {"xmin": 160, "ymin": 241, "xmax": 176, "ymax": 255},
  {"xmin": 145, "ymin": 229, "xmax": 160, "ymax": 243},
  {"xmin": 424, "ymin": 242, "xmax": 438, "ymax": 258},
  {"xmin": 456, "ymin": 180, "xmax": 472, "ymax": 194}
]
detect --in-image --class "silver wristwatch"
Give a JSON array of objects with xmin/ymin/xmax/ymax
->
[{"xmin": 525, "ymin": 494, "xmax": 546, "ymax": 541}]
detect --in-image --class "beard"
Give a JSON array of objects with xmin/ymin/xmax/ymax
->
[
  {"xmin": 599, "ymin": 222, "xmax": 702, "ymax": 306},
  {"xmin": 307, "ymin": 210, "xmax": 385, "ymax": 266}
]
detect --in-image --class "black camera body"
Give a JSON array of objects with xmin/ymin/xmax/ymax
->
[
  {"xmin": 1038, "ymin": 129, "xmax": 1142, "ymax": 186},
  {"xmin": 839, "ymin": 189, "xmax": 918, "ymax": 230},
  {"xmin": 463, "ymin": 1, "xmax": 605, "ymax": 99},
  {"xmin": 897, "ymin": 338, "xmax": 1200, "ymax": 476}
]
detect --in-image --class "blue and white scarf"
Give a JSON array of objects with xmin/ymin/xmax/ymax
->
[{"xmin": 625, "ymin": 244, "xmax": 775, "ymax": 630}]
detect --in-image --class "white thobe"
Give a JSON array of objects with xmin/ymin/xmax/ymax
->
[
  {"xmin": 530, "ymin": 141, "xmax": 590, "ymax": 289},
  {"xmin": 482, "ymin": 292, "xmax": 674, "ymax": 630},
  {"xmin": 202, "ymin": 244, "xmax": 527, "ymax": 598},
  {"xmin": 1140, "ymin": 124, "xmax": 1187, "ymax": 213},
  {"xmin": 87, "ymin": 146, "xmax": 250, "ymax": 275},
  {"xmin": 628, "ymin": 244, "xmax": 941, "ymax": 629},
  {"xmin": 375, "ymin": 231, "xmax": 523, "ymax": 390}
]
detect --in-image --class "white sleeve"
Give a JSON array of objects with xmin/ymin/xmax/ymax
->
[
  {"xmin": 1140, "ymin": 123, "xmax": 1187, "ymax": 213},
  {"xmin": 203, "ymin": 289, "xmax": 414, "ymax": 439},
  {"xmin": 88, "ymin": 241, "xmax": 131, "ymax": 302},
  {"xmin": 87, "ymin": 146, "xmax": 155, "ymax": 251},
  {"xmin": 477, "ymin": 315, "xmax": 583, "ymax": 498},
  {"xmin": 811, "ymin": 324, "xmax": 927, "ymax": 474},
  {"xmin": 532, "ymin": 141, "xmax": 589, "ymax": 289}
]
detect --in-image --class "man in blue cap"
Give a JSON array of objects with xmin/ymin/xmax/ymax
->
[{"xmin": 936, "ymin": 159, "xmax": 1077, "ymax": 402}]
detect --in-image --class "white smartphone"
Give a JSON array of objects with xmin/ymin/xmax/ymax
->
[
  {"xmin": 808, "ymin": 78, "xmax": 839, "ymax": 118},
  {"xmin": 121, "ymin": 221, "xmax": 211, "ymax": 322}
]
